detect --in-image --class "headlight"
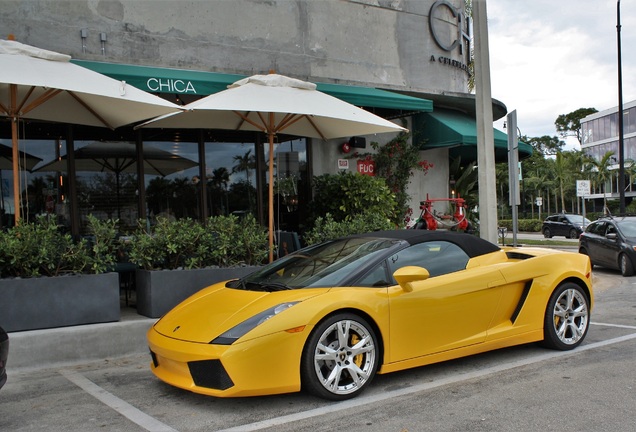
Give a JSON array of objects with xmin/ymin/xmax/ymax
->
[{"xmin": 211, "ymin": 302, "xmax": 299, "ymax": 345}]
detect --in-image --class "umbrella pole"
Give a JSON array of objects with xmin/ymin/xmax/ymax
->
[
  {"xmin": 268, "ymin": 128, "xmax": 275, "ymax": 262},
  {"xmin": 10, "ymin": 84, "xmax": 21, "ymax": 225}
]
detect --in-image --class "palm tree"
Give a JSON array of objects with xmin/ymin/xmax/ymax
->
[
  {"xmin": 553, "ymin": 152, "xmax": 569, "ymax": 213},
  {"xmin": 231, "ymin": 150, "xmax": 256, "ymax": 213},
  {"xmin": 587, "ymin": 151, "xmax": 615, "ymax": 214},
  {"xmin": 210, "ymin": 167, "xmax": 230, "ymax": 215},
  {"xmin": 232, "ymin": 150, "xmax": 256, "ymax": 186}
]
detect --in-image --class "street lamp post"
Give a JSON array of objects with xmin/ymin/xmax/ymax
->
[{"xmin": 617, "ymin": 0, "xmax": 626, "ymax": 213}]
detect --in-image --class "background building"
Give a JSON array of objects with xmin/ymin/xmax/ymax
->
[
  {"xmin": 0, "ymin": 0, "xmax": 525, "ymax": 235},
  {"xmin": 581, "ymin": 100, "xmax": 636, "ymax": 205}
]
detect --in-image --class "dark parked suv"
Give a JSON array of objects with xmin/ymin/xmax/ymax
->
[
  {"xmin": 579, "ymin": 216, "xmax": 636, "ymax": 276},
  {"xmin": 542, "ymin": 213, "xmax": 591, "ymax": 239}
]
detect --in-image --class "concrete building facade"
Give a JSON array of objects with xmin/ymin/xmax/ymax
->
[{"xmin": 0, "ymin": 0, "xmax": 520, "ymax": 236}]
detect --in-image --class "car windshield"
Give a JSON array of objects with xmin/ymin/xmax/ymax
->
[
  {"xmin": 566, "ymin": 215, "xmax": 591, "ymax": 225},
  {"xmin": 231, "ymin": 237, "xmax": 401, "ymax": 290},
  {"xmin": 617, "ymin": 219, "xmax": 636, "ymax": 237}
]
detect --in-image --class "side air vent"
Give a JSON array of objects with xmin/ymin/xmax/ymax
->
[
  {"xmin": 510, "ymin": 280, "xmax": 533, "ymax": 323},
  {"xmin": 506, "ymin": 251, "xmax": 534, "ymax": 260}
]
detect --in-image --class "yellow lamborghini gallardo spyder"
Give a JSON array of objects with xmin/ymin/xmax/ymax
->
[{"xmin": 147, "ymin": 230, "xmax": 593, "ymax": 400}]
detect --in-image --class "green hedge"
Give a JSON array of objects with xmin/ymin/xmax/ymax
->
[{"xmin": 497, "ymin": 219, "xmax": 543, "ymax": 232}]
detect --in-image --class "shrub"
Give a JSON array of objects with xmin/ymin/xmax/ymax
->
[
  {"xmin": 304, "ymin": 211, "xmax": 395, "ymax": 245},
  {"xmin": 310, "ymin": 171, "xmax": 399, "ymax": 225},
  {"xmin": 0, "ymin": 215, "xmax": 117, "ymax": 278},
  {"xmin": 126, "ymin": 214, "xmax": 268, "ymax": 270}
]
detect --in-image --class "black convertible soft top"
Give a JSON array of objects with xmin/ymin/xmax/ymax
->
[{"xmin": 352, "ymin": 230, "xmax": 501, "ymax": 258}]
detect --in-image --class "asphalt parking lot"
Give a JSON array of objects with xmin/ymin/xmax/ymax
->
[{"xmin": 1, "ymin": 267, "xmax": 635, "ymax": 432}]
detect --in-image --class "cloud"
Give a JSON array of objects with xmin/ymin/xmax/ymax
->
[{"xmin": 487, "ymin": 0, "xmax": 635, "ymax": 149}]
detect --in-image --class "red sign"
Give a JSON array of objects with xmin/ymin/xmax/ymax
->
[{"xmin": 357, "ymin": 159, "xmax": 375, "ymax": 176}]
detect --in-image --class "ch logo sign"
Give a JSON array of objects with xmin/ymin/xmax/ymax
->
[{"xmin": 429, "ymin": 0, "xmax": 471, "ymax": 60}]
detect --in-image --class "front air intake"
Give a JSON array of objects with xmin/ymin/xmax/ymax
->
[{"xmin": 188, "ymin": 359, "xmax": 234, "ymax": 390}]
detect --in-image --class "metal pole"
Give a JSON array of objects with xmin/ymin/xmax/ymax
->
[
  {"xmin": 507, "ymin": 111, "xmax": 520, "ymax": 246},
  {"xmin": 473, "ymin": 0, "xmax": 498, "ymax": 244},
  {"xmin": 617, "ymin": 0, "xmax": 626, "ymax": 214}
]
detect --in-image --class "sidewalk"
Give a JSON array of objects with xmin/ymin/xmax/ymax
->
[{"xmin": 9, "ymin": 305, "xmax": 155, "ymax": 371}]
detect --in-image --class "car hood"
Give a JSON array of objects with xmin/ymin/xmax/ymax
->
[{"xmin": 153, "ymin": 282, "xmax": 325, "ymax": 343}]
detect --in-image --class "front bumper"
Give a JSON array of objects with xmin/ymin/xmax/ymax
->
[{"xmin": 147, "ymin": 325, "xmax": 308, "ymax": 397}]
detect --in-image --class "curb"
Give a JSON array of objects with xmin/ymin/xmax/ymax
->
[{"xmin": 8, "ymin": 311, "xmax": 155, "ymax": 371}]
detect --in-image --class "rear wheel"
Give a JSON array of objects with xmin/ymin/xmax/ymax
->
[
  {"xmin": 542, "ymin": 282, "xmax": 590, "ymax": 350},
  {"xmin": 301, "ymin": 313, "xmax": 379, "ymax": 400},
  {"xmin": 619, "ymin": 253, "xmax": 634, "ymax": 277},
  {"xmin": 543, "ymin": 227, "xmax": 552, "ymax": 238}
]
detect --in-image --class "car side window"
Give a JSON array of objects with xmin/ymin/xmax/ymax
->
[
  {"xmin": 588, "ymin": 221, "xmax": 606, "ymax": 235},
  {"xmin": 386, "ymin": 241, "xmax": 470, "ymax": 281},
  {"xmin": 606, "ymin": 224, "xmax": 617, "ymax": 235},
  {"xmin": 356, "ymin": 261, "xmax": 391, "ymax": 287}
]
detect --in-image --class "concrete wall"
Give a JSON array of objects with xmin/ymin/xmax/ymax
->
[
  {"xmin": 0, "ymin": 0, "xmax": 468, "ymax": 220},
  {"xmin": 0, "ymin": 0, "xmax": 469, "ymax": 93}
]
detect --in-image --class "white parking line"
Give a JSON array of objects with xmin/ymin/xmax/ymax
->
[
  {"xmin": 217, "ymin": 332, "xmax": 636, "ymax": 432},
  {"xmin": 591, "ymin": 321, "xmax": 636, "ymax": 330},
  {"xmin": 58, "ymin": 330, "xmax": 636, "ymax": 432},
  {"xmin": 59, "ymin": 369, "xmax": 177, "ymax": 432}
]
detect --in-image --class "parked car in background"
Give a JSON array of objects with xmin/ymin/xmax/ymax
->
[
  {"xmin": 579, "ymin": 216, "xmax": 636, "ymax": 276},
  {"xmin": 543, "ymin": 213, "xmax": 591, "ymax": 239},
  {"xmin": 0, "ymin": 326, "xmax": 8, "ymax": 390}
]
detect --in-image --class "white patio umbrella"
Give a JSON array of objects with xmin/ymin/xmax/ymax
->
[
  {"xmin": 0, "ymin": 39, "xmax": 182, "ymax": 224},
  {"xmin": 137, "ymin": 73, "xmax": 407, "ymax": 261}
]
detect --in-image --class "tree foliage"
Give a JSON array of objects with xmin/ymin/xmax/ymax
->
[{"xmin": 555, "ymin": 107, "xmax": 598, "ymax": 144}]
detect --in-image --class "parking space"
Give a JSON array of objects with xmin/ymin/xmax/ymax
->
[{"xmin": 2, "ymin": 269, "xmax": 635, "ymax": 432}]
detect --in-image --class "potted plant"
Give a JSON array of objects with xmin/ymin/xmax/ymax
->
[
  {"xmin": 127, "ymin": 214, "xmax": 267, "ymax": 318},
  {"xmin": 0, "ymin": 215, "xmax": 121, "ymax": 332}
]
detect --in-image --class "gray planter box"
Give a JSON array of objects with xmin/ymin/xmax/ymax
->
[
  {"xmin": 0, "ymin": 272, "xmax": 120, "ymax": 332},
  {"xmin": 135, "ymin": 266, "xmax": 259, "ymax": 318}
]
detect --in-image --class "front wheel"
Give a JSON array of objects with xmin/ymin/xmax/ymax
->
[
  {"xmin": 569, "ymin": 228, "xmax": 579, "ymax": 239},
  {"xmin": 542, "ymin": 283, "xmax": 590, "ymax": 350},
  {"xmin": 619, "ymin": 253, "xmax": 634, "ymax": 277},
  {"xmin": 543, "ymin": 227, "xmax": 552, "ymax": 238},
  {"xmin": 301, "ymin": 313, "xmax": 379, "ymax": 400}
]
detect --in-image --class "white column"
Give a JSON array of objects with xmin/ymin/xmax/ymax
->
[{"xmin": 473, "ymin": 0, "xmax": 498, "ymax": 244}]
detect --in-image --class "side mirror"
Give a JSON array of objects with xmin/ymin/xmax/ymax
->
[
  {"xmin": 393, "ymin": 266, "xmax": 430, "ymax": 292},
  {"xmin": 606, "ymin": 233, "xmax": 618, "ymax": 240}
]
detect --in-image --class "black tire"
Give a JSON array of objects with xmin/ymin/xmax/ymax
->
[
  {"xmin": 569, "ymin": 228, "xmax": 579, "ymax": 239},
  {"xmin": 619, "ymin": 253, "xmax": 634, "ymax": 277},
  {"xmin": 542, "ymin": 282, "xmax": 590, "ymax": 350},
  {"xmin": 301, "ymin": 313, "xmax": 379, "ymax": 400},
  {"xmin": 543, "ymin": 227, "xmax": 552, "ymax": 238}
]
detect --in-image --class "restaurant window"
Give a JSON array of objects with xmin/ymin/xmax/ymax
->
[
  {"xmin": 0, "ymin": 136, "xmax": 63, "ymax": 230},
  {"xmin": 203, "ymin": 141, "xmax": 257, "ymax": 218},
  {"xmin": 141, "ymin": 140, "xmax": 200, "ymax": 226},
  {"xmin": 263, "ymin": 138, "xmax": 309, "ymax": 234}
]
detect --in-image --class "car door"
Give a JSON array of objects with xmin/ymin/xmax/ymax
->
[
  {"xmin": 555, "ymin": 215, "xmax": 569, "ymax": 236},
  {"xmin": 384, "ymin": 241, "xmax": 506, "ymax": 362},
  {"xmin": 600, "ymin": 222, "xmax": 622, "ymax": 267},
  {"xmin": 583, "ymin": 221, "xmax": 609, "ymax": 266}
]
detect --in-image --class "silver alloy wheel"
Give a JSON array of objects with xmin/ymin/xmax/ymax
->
[
  {"xmin": 312, "ymin": 319, "xmax": 376, "ymax": 396},
  {"xmin": 551, "ymin": 288, "xmax": 589, "ymax": 345}
]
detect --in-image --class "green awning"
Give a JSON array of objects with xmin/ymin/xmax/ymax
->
[
  {"xmin": 72, "ymin": 60, "xmax": 433, "ymax": 112},
  {"xmin": 415, "ymin": 110, "xmax": 533, "ymax": 162}
]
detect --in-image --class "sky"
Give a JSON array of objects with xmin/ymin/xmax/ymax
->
[{"xmin": 487, "ymin": 0, "xmax": 636, "ymax": 150}]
